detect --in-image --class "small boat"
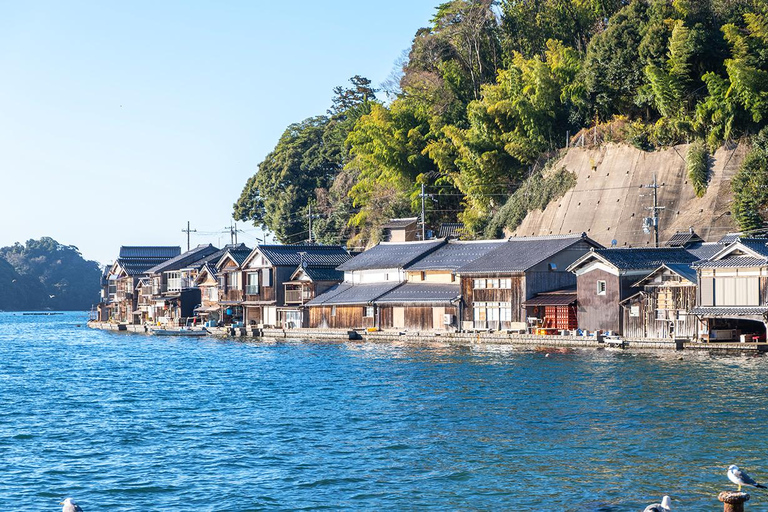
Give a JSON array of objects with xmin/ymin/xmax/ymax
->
[{"xmin": 149, "ymin": 327, "xmax": 208, "ymax": 337}]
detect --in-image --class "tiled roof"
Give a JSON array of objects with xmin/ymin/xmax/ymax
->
[
  {"xmin": 305, "ymin": 282, "xmax": 402, "ymax": 306},
  {"xmin": 457, "ymin": 234, "xmax": 598, "ymax": 274},
  {"xmin": 198, "ymin": 244, "xmax": 248, "ymax": 266},
  {"xmin": 694, "ymin": 256, "xmax": 768, "ymax": 269},
  {"xmin": 438, "ymin": 223, "xmax": 466, "ymax": 239},
  {"xmin": 375, "ymin": 283, "xmax": 461, "ymax": 305},
  {"xmin": 664, "ymin": 230, "xmax": 703, "ymax": 247},
  {"xmin": 522, "ymin": 292, "xmax": 577, "ymax": 307},
  {"xmin": 259, "ymin": 244, "xmax": 351, "ymax": 267},
  {"xmin": 382, "ymin": 217, "xmax": 418, "ymax": 229},
  {"xmin": 661, "ymin": 263, "xmax": 698, "ymax": 284},
  {"xmin": 589, "ymin": 247, "xmax": 697, "ymax": 271},
  {"xmin": 337, "ymin": 240, "xmax": 446, "ymax": 272},
  {"xmin": 116, "ymin": 258, "xmax": 174, "ymax": 276},
  {"xmin": 737, "ymin": 238, "xmax": 768, "ymax": 258},
  {"xmin": 690, "ymin": 307, "xmax": 768, "ymax": 316},
  {"xmin": 685, "ymin": 242, "xmax": 721, "ymax": 261},
  {"xmin": 218, "ymin": 245, "xmax": 253, "ymax": 267},
  {"xmin": 299, "ymin": 266, "xmax": 344, "ymax": 282},
  {"xmin": 407, "ymin": 239, "xmax": 507, "ymax": 271},
  {"xmin": 119, "ymin": 246, "xmax": 180, "ymax": 259},
  {"xmin": 718, "ymin": 233, "xmax": 742, "ymax": 245},
  {"xmin": 145, "ymin": 244, "xmax": 220, "ymax": 274}
]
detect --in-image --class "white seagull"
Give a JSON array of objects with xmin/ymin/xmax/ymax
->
[
  {"xmin": 60, "ymin": 498, "xmax": 83, "ymax": 512},
  {"xmin": 728, "ymin": 464, "xmax": 766, "ymax": 491},
  {"xmin": 643, "ymin": 495, "xmax": 671, "ymax": 512}
]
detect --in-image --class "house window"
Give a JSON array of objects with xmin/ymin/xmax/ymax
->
[
  {"xmin": 597, "ymin": 280, "xmax": 607, "ymax": 295},
  {"xmin": 246, "ymin": 273, "xmax": 259, "ymax": 295},
  {"xmin": 331, "ymin": 306, "xmax": 337, "ymax": 317},
  {"xmin": 167, "ymin": 271, "xmax": 182, "ymax": 292},
  {"xmin": 363, "ymin": 306, "xmax": 374, "ymax": 318},
  {"xmin": 500, "ymin": 278, "xmax": 511, "ymax": 289},
  {"xmin": 488, "ymin": 279, "xmax": 500, "ymax": 289},
  {"xmin": 474, "ymin": 279, "xmax": 486, "ymax": 289}
]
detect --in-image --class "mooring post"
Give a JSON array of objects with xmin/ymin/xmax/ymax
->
[{"xmin": 719, "ymin": 491, "xmax": 749, "ymax": 512}]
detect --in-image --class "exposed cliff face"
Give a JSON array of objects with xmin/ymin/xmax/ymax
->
[{"xmin": 509, "ymin": 143, "xmax": 746, "ymax": 247}]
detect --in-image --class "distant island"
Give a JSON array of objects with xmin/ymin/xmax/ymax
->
[{"xmin": 0, "ymin": 237, "xmax": 101, "ymax": 311}]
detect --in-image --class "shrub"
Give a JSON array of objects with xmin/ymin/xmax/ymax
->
[{"xmin": 687, "ymin": 140, "xmax": 709, "ymax": 197}]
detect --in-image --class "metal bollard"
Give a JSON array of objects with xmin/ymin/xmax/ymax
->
[{"xmin": 719, "ymin": 491, "xmax": 750, "ymax": 512}]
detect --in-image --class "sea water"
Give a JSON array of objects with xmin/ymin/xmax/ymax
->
[{"xmin": 1, "ymin": 312, "xmax": 767, "ymax": 511}]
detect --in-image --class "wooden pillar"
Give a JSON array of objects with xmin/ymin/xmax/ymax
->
[{"xmin": 719, "ymin": 491, "xmax": 749, "ymax": 512}]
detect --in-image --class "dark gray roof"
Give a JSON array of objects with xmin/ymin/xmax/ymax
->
[
  {"xmin": 589, "ymin": 247, "xmax": 697, "ymax": 271},
  {"xmin": 298, "ymin": 266, "xmax": 344, "ymax": 282},
  {"xmin": 685, "ymin": 242, "xmax": 721, "ymax": 261},
  {"xmin": 633, "ymin": 263, "xmax": 697, "ymax": 287},
  {"xmin": 737, "ymin": 238, "xmax": 768, "ymax": 258},
  {"xmin": 664, "ymin": 230, "xmax": 703, "ymax": 247},
  {"xmin": 690, "ymin": 306, "xmax": 768, "ymax": 316},
  {"xmin": 117, "ymin": 258, "xmax": 175, "ymax": 276},
  {"xmin": 119, "ymin": 246, "xmax": 180, "ymax": 259},
  {"xmin": 145, "ymin": 244, "xmax": 220, "ymax": 274},
  {"xmin": 219, "ymin": 245, "xmax": 253, "ymax": 267},
  {"xmin": 694, "ymin": 256, "xmax": 768, "ymax": 269},
  {"xmin": 258, "ymin": 244, "xmax": 351, "ymax": 267},
  {"xmin": 305, "ymin": 282, "xmax": 402, "ymax": 306},
  {"xmin": 407, "ymin": 240, "xmax": 507, "ymax": 271},
  {"xmin": 198, "ymin": 244, "xmax": 248, "ymax": 266},
  {"xmin": 718, "ymin": 233, "xmax": 743, "ymax": 245},
  {"xmin": 382, "ymin": 217, "xmax": 418, "ymax": 229},
  {"xmin": 458, "ymin": 234, "xmax": 599, "ymax": 274},
  {"xmin": 337, "ymin": 240, "xmax": 446, "ymax": 272},
  {"xmin": 375, "ymin": 283, "xmax": 461, "ymax": 305},
  {"xmin": 438, "ymin": 223, "xmax": 465, "ymax": 239}
]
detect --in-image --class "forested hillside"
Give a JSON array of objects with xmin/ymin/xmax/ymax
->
[
  {"xmin": 234, "ymin": 0, "xmax": 768, "ymax": 247},
  {"xmin": 0, "ymin": 238, "xmax": 101, "ymax": 311}
]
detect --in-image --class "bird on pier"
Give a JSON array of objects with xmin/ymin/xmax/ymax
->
[
  {"xmin": 60, "ymin": 498, "xmax": 83, "ymax": 512},
  {"xmin": 727, "ymin": 464, "xmax": 766, "ymax": 491},
  {"xmin": 643, "ymin": 495, "xmax": 671, "ymax": 512}
]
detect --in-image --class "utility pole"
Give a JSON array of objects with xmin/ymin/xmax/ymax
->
[
  {"xmin": 223, "ymin": 222, "xmax": 239, "ymax": 245},
  {"xmin": 643, "ymin": 173, "xmax": 665, "ymax": 247},
  {"xmin": 181, "ymin": 221, "xmax": 196, "ymax": 251},
  {"xmin": 420, "ymin": 183, "xmax": 426, "ymax": 241}
]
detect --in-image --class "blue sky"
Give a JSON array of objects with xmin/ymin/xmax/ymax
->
[{"xmin": 0, "ymin": 1, "xmax": 438, "ymax": 264}]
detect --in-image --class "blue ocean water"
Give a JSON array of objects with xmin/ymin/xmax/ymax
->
[{"xmin": 1, "ymin": 312, "xmax": 767, "ymax": 511}]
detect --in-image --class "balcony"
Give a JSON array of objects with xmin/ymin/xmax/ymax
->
[
  {"xmin": 285, "ymin": 287, "xmax": 312, "ymax": 304},
  {"xmin": 222, "ymin": 289, "xmax": 243, "ymax": 302},
  {"xmin": 245, "ymin": 285, "xmax": 259, "ymax": 296}
]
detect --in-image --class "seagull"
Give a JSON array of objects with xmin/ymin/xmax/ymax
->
[
  {"xmin": 643, "ymin": 495, "xmax": 671, "ymax": 512},
  {"xmin": 60, "ymin": 498, "xmax": 83, "ymax": 512},
  {"xmin": 728, "ymin": 464, "xmax": 766, "ymax": 491}
]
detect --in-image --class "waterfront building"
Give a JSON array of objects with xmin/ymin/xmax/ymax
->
[
  {"xmin": 567, "ymin": 247, "xmax": 698, "ymax": 334},
  {"xmin": 193, "ymin": 263, "xmax": 220, "ymax": 325},
  {"xmin": 213, "ymin": 244, "xmax": 253, "ymax": 327},
  {"xmin": 142, "ymin": 244, "xmax": 221, "ymax": 326},
  {"xmin": 100, "ymin": 246, "xmax": 181, "ymax": 324},
  {"xmin": 239, "ymin": 244, "xmax": 351, "ymax": 328},
  {"xmin": 691, "ymin": 237, "xmax": 768, "ymax": 342},
  {"xmin": 457, "ymin": 234, "xmax": 600, "ymax": 331},
  {"xmin": 306, "ymin": 239, "xmax": 446, "ymax": 329},
  {"xmin": 620, "ymin": 263, "xmax": 698, "ymax": 340}
]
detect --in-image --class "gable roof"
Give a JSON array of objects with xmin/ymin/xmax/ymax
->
[
  {"xmin": 438, "ymin": 223, "xmax": 466, "ymax": 239},
  {"xmin": 337, "ymin": 239, "xmax": 446, "ymax": 272},
  {"xmin": 216, "ymin": 245, "xmax": 253, "ymax": 269},
  {"xmin": 194, "ymin": 263, "xmax": 218, "ymax": 284},
  {"xmin": 631, "ymin": 263, "xmax": 697, "ymax": 288},
  {"xmin": 685, "ymin": 242, "xmax": 721, "ymax": 261},
  {"xmin": 664, "ymin": 230, "xmax": 703, "ymax": 247},
  {"xmin": 119, "ymin": 246, "xmax": 180, "ymax": 259},
  {"xmin": 407, "ymin": 239, "xmax": 507, "ymax": 271},
  {"xmin": 254, "ymin": 244, "xmax": 351, "ymax": 268},
  {"xmin": 290, "ymin": 265, "xmax": 344, "ymax": 282},
  {"xmin": 457, "ymin": 234, "xmax": 600, "ymax": 275},
  {"xmin": 694, "ymin": 237, "xmax": 768, "ymax": 268},
  {"xmin": 568, "ymin": 247, "xmax": 697, "ymax": 273},
  {"xmin": 382, "ymin": 217, "xmax": 418, "ymax": 229},
  {"xmin": 145, "ymin": 244, "xmax": 220, "ymax": 274}
]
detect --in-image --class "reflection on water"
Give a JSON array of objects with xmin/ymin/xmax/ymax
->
[{"xmin": 1, "ymin": 312, "xmax": 767, "ymax": 510}]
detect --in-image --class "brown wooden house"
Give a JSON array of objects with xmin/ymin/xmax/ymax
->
[
  {"xmin": 456, "ymin": 234, "xmax": 601, "ymax": 331},
  {"xmin": 620, "ymin": 263, "xmax": 698, "ymax": 340},
  {"xmin": 213, "ymin": 244, "xmax": 253, "ymax": 326},
  {"xmin": 567, "ymin": 247, "xmax": 698, "ymax": 334},
  {"xmin": 239, "ymin": 244, "xmax": 351, "ymax": 328}
]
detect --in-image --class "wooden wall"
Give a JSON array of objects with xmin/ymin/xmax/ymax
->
[
  {"xmin": 622, "ymin": 286, "xmax": 697, "ymax": 339},
  {"xmin": 378, "ymin": 305, "xmax": 458, "ymax": 331},
  {"xmin": 309, "ymin": 305, "xmax": 373, "ymax": 329},
  {"xmin": 576, "ymin": 269, "xmax": 621, "ymax": 332}
]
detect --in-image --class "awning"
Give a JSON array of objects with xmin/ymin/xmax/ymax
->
[
  {"xmin": 522, "ymin": 293, "xmax": 577, "ymax": 307},
  {"xmin": 194, "ymin": 305, "xmax": 219, "ymax": 312}
]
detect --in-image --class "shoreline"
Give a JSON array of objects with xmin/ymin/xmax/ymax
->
[{"xmin": 86, "ymin": 321, "xmax": 768, "ymax": 353}]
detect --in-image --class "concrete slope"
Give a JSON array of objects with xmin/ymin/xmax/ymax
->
[{"xmin": 510, "ymin": 142, "xmax": 746, "ymax": 246}]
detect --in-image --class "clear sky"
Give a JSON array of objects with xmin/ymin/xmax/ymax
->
[{"xmin": 0, "ymin": 1, "xmax": 438, "ymax": 265}]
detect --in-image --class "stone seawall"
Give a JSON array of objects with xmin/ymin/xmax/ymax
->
[{"xmin": 87, "ymin": 321, "xmax": 768, "ymax": 352}]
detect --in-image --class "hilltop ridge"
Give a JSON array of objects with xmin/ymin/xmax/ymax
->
[{"xmin": 510, "ymin": 143, "xmax": 745, "ymax": 247}]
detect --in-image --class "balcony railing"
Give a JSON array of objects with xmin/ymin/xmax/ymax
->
[
  {"xmin": 222, "ymin": 289, "xmax": 243, "ymax": 302},
  {"xmin": 245, "ymin": 285, "xmax": 259, "ymax": 296},
  {"xmin": 285, "ymin": 288, "xmax": 313, "ymax": 304}
]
